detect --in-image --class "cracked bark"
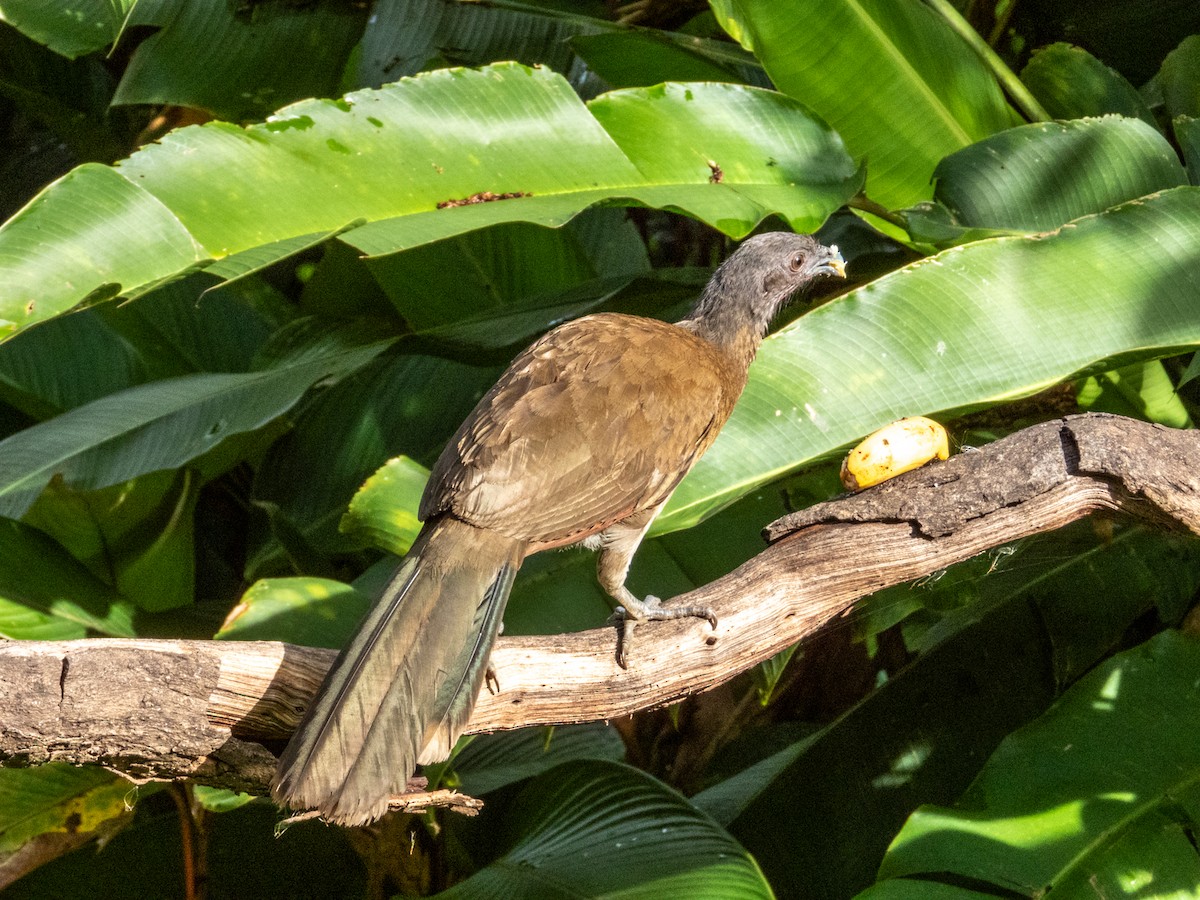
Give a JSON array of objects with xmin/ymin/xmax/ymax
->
[{"xmin": 1, "ymin": 413, "xmax": 1197, "ymax": 814}]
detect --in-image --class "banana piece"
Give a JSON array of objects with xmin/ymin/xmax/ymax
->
[{"xmin": 840, "ymin": 416, "xmax": 950, "ymax": 491}]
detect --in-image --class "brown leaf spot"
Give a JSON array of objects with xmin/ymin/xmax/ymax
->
[{"xmin": 436, "ymin": 191, "xmax": 531, "ymax": 210}]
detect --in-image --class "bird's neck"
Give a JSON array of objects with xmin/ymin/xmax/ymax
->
[{"xmin": 677, "ymin": 287, "xmax": 772, "ymax": 377}]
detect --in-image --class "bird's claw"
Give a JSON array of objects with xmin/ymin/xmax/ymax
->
[{"xmin": 610, "ymin": 594, "xmax": 718, "ymax": 669}]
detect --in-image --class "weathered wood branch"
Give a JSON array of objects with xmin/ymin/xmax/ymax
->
[{"xmin": 1, "ymin": 413, "xmax": 1197, "ymax": 812}]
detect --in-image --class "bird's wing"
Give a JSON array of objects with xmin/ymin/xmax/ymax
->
[{"xmin": 421, "ymin": 313, "xmax": 734, "ymax": 545}]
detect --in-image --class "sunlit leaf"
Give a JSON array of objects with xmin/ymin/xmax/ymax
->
[
  {"xmin": 0, "ymin": 64, "xmax": 858, "ymax": 339},
  {"xmin": 933, "ymin": 116, "xmax": 1186, "ymax": 231},
  {"xmin": 0, "ymin": 764, "xmax": 136, "ymax": 889},
  {"xmin": 712, "ymin": 0, "xmax": 1014, "ymax": 207},
  {"xmin": 340, "ymin": 455, "xmax": 429, "ymax": 558},
  {"xmin": 660, "ymin": 187, "xmax": 1200, "ymax": 532},
  {"xmin": 876, "ymin": 630, "xmax": 1200, "ymax": 893},
  {"xmin": 0, "ymin": 517, "xmax": 135, "ymax": 637},
  {"xmin": 217, "ymin": 577, "xmax": 370, "ymax": 648}
]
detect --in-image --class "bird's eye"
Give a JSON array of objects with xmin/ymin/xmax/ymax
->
[{"xmin": 789, "ymin": 253, "xmax": 805, "ymax": 272}]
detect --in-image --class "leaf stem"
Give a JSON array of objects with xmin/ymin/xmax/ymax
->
[
  {"xmin": 849, "ymin": 193, "xmax": 907, "ymax": 229},
  {"xmin": 922, "ymin": 0, "xmax": 1051, "ymax": 123}
]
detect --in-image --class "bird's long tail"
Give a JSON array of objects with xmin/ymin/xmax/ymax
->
[{"xmin": 272, "ymin": 517, "xmax": 524, "ymax": 826}]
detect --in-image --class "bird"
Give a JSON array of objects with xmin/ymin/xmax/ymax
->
[{"xmin": 272, "ymin": 231, "xmax": 846, "ymax": 826}]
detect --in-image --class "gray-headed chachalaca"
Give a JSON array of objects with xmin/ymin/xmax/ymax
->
[{"xmin": 273, "ymin": 232, "xmax": 846, "ymax": 825}]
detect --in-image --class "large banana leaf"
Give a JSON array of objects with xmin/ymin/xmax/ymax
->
[
  {"xmin": 933, "ymin": 116, "xmax": 1187, "ymax": 231},
  {"xmin": 1020, "ymin": 43, "xmax": 1156, "ymax": 125},
  {"xmin": 441, "ymin": 761, "xmax": 771, "ymax": 899},
  {"xmin": 0, "ymin": 516, "xmax": 135, "ymax": 638},
  {"xmin": 112, "ymin": 0, "xmax": 366, "ymax": 121},
  {"xmin": 711, "ymin": 0, "xmax": 1015, "ymax": 208},
  {"xmin": 659, "ymin": 186, "xmax": 1200, "ymax": 532},
  {"xmin": 0, "ymin": 62, "xmax": 860, "ymax": 339},
  {"xmin": 0, "ymin": 0, "xmax": 133, "ymax": 58},
  {"xmin": 873, "ymin": 629, "xmax": 1200, "ymax": 895},
  {"xmin": 0, "ymin": 325, "xmax": 390, "ymax": 518}
]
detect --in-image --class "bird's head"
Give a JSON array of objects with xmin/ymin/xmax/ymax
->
[{"xmin": 684, "ymin": 232, "xmax": 846, "ymax": 349}]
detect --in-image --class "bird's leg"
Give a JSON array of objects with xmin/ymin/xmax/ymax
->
[
  {"xmin": 485, "ymin": 622, "xmax": 503, "ymax": 693},
  {"xmin": 594, "ymin": 508, "xmax": 717, "ymax": 668}
]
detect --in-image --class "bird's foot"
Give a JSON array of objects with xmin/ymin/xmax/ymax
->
[{"xmin": 610, "ymin": 594, "xmax": 717, "ymax": 669}]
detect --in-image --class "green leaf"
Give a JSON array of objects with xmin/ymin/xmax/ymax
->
[
  {"xmin": 696, "ymin": 586, "xmax": 1057, "ymax": 898},
  {"xmin": 216, "ymin": 577, "xmax": 370, "ymax": 648},
  {"xmin": 1177, "ymin": 115, "xmax": 1200, "ymax": 185},
  {"xmin": 0, "ymin": 26, "xmax": 127, "ymax": 164},
  {"xmin": 876, "ymin": 631, "xmax": 1200, "ymax": 894},
  {"xmin": 855, "ymin": 882, "xmax": 999, "ymax": 899},
  {"xmin": 248, "ymin": 355, "xmax": 492, "ymax": 573},
  {"xmin": 0, "ymin": 64, "xmax": 859, "ymax": 336},
  {"xmin": 712, "ymin": 0, "xmax": 1014, "ymax": 208},
  {"xmin": 411, "ymin": 269, "xmax": 706, "ymax": 359},
  {"xmin": 0, "ymin": 309, "xmax": 146, "ymax": 419},
  {"xmin": 23, "ymin": 469, "xmax": 200, "ymax": 614},
  {"xmin": 437, "ymin": 723, "xmax": 626, "ymax": 796},
  {"xmin": 441, "ymin": 760, "xmax": 771, "ymax": 899},
  {"xmin": 751, "ymin": 644, "xmax": 800, "ymax": 706},
  {"xmin": 114, "ymin": 0, "xmax": 368, "ymax": 121},
  {"xmin": 586, "ymin": 80, "xmax": 861, "ymax": 231},
  {"xmin": 570, "ymin": 30, "xmax": 756, "ymax": 88},
  {"xmin": 356, "ymin": 0, "xmax": 601, "ymax": 87},
  {"xmin": 1077, "ymin": 359, "xmax": 1193, "ymax": 428},
  {"xmin": 368, "ymin": 212, "xmax": 649, "ymax": 332},
  {"xmin": 0, "ymin": 765, "xmax": 131, "ymax": 841},
  {"xmin": 0, "ymin": 0, "xmax": 134, "ymax": 58},
  {"xmin": 659, "ymin": 186, "xmax": 1200, "ymax": 532},
  {"xmin": 0, "ymin": 327, "xmax": 390, "ymax": 518},
  {"xmin": 0, "ymin": 764, "xmax": 134, "ymax": 890},
  {"xmin": 102, "ymin": 274, "xmax": 284, "ymax": 376},
  {"xmin": 339, "ymin": 455, "xmax": 428, "ymax": 558},
  {"xmin": 1020, "ymin": 43, "xmax": 1155, "ymax": 125},
  {"xmin": 0, "ymin": 596, "xmax": 83, "ymax": 640},
  {"xmin": 192, "ymin": 786, "xmax": 256, "ymax": 814},
  {"xmin": 893, "ymin": 523, "xmax": 1200, "ymax": 686},
  {"xmin": 1154, "ymin": 34, "xmax": 1200, "ymax": 119},
  {"xmin": 933, "ymin": 116, "xmax": 1187, "ymax": 231},
  {"xmin": 0, "ymin": 517, "xmax": 135, "ymax": 637},
  {"xmin": 0, "ymin": 163, "xmax": 209, "ymax": 336},
  {"xmin": 694, "ymin": 524, "xmax": 1200, "ymax": 898}
]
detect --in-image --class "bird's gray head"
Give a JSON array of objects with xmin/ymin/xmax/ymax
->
[{"xmin": 683, "ymin": 232, "xmax": 846, "ymax": 349}]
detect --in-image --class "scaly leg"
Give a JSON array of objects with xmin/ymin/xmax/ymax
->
[{"xmin": 592, "ymin": 505, "xmax": 717, "ymax": 668}]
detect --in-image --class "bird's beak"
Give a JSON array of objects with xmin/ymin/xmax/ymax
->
[{"xmin": 815, "ymin": 245, "xmax": 847, "ymax": 279}]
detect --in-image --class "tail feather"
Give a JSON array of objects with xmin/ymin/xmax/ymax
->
[
  {"xmin": 418, "ymin": 561, "xmax": 516, "ymax": 764},
  {"xmin": 272, "ymin": 517, "xmax": 523, "ymax": 826}
]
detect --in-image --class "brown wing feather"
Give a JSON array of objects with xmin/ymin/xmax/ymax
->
[{"xmin": 421, "ymin": 313, "xmax": 737, "ymax": 546}]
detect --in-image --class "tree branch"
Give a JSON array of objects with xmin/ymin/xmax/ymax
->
[{"xmin": 2, "ymin": 413, "xmax": 1197, "ymax": 812}]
